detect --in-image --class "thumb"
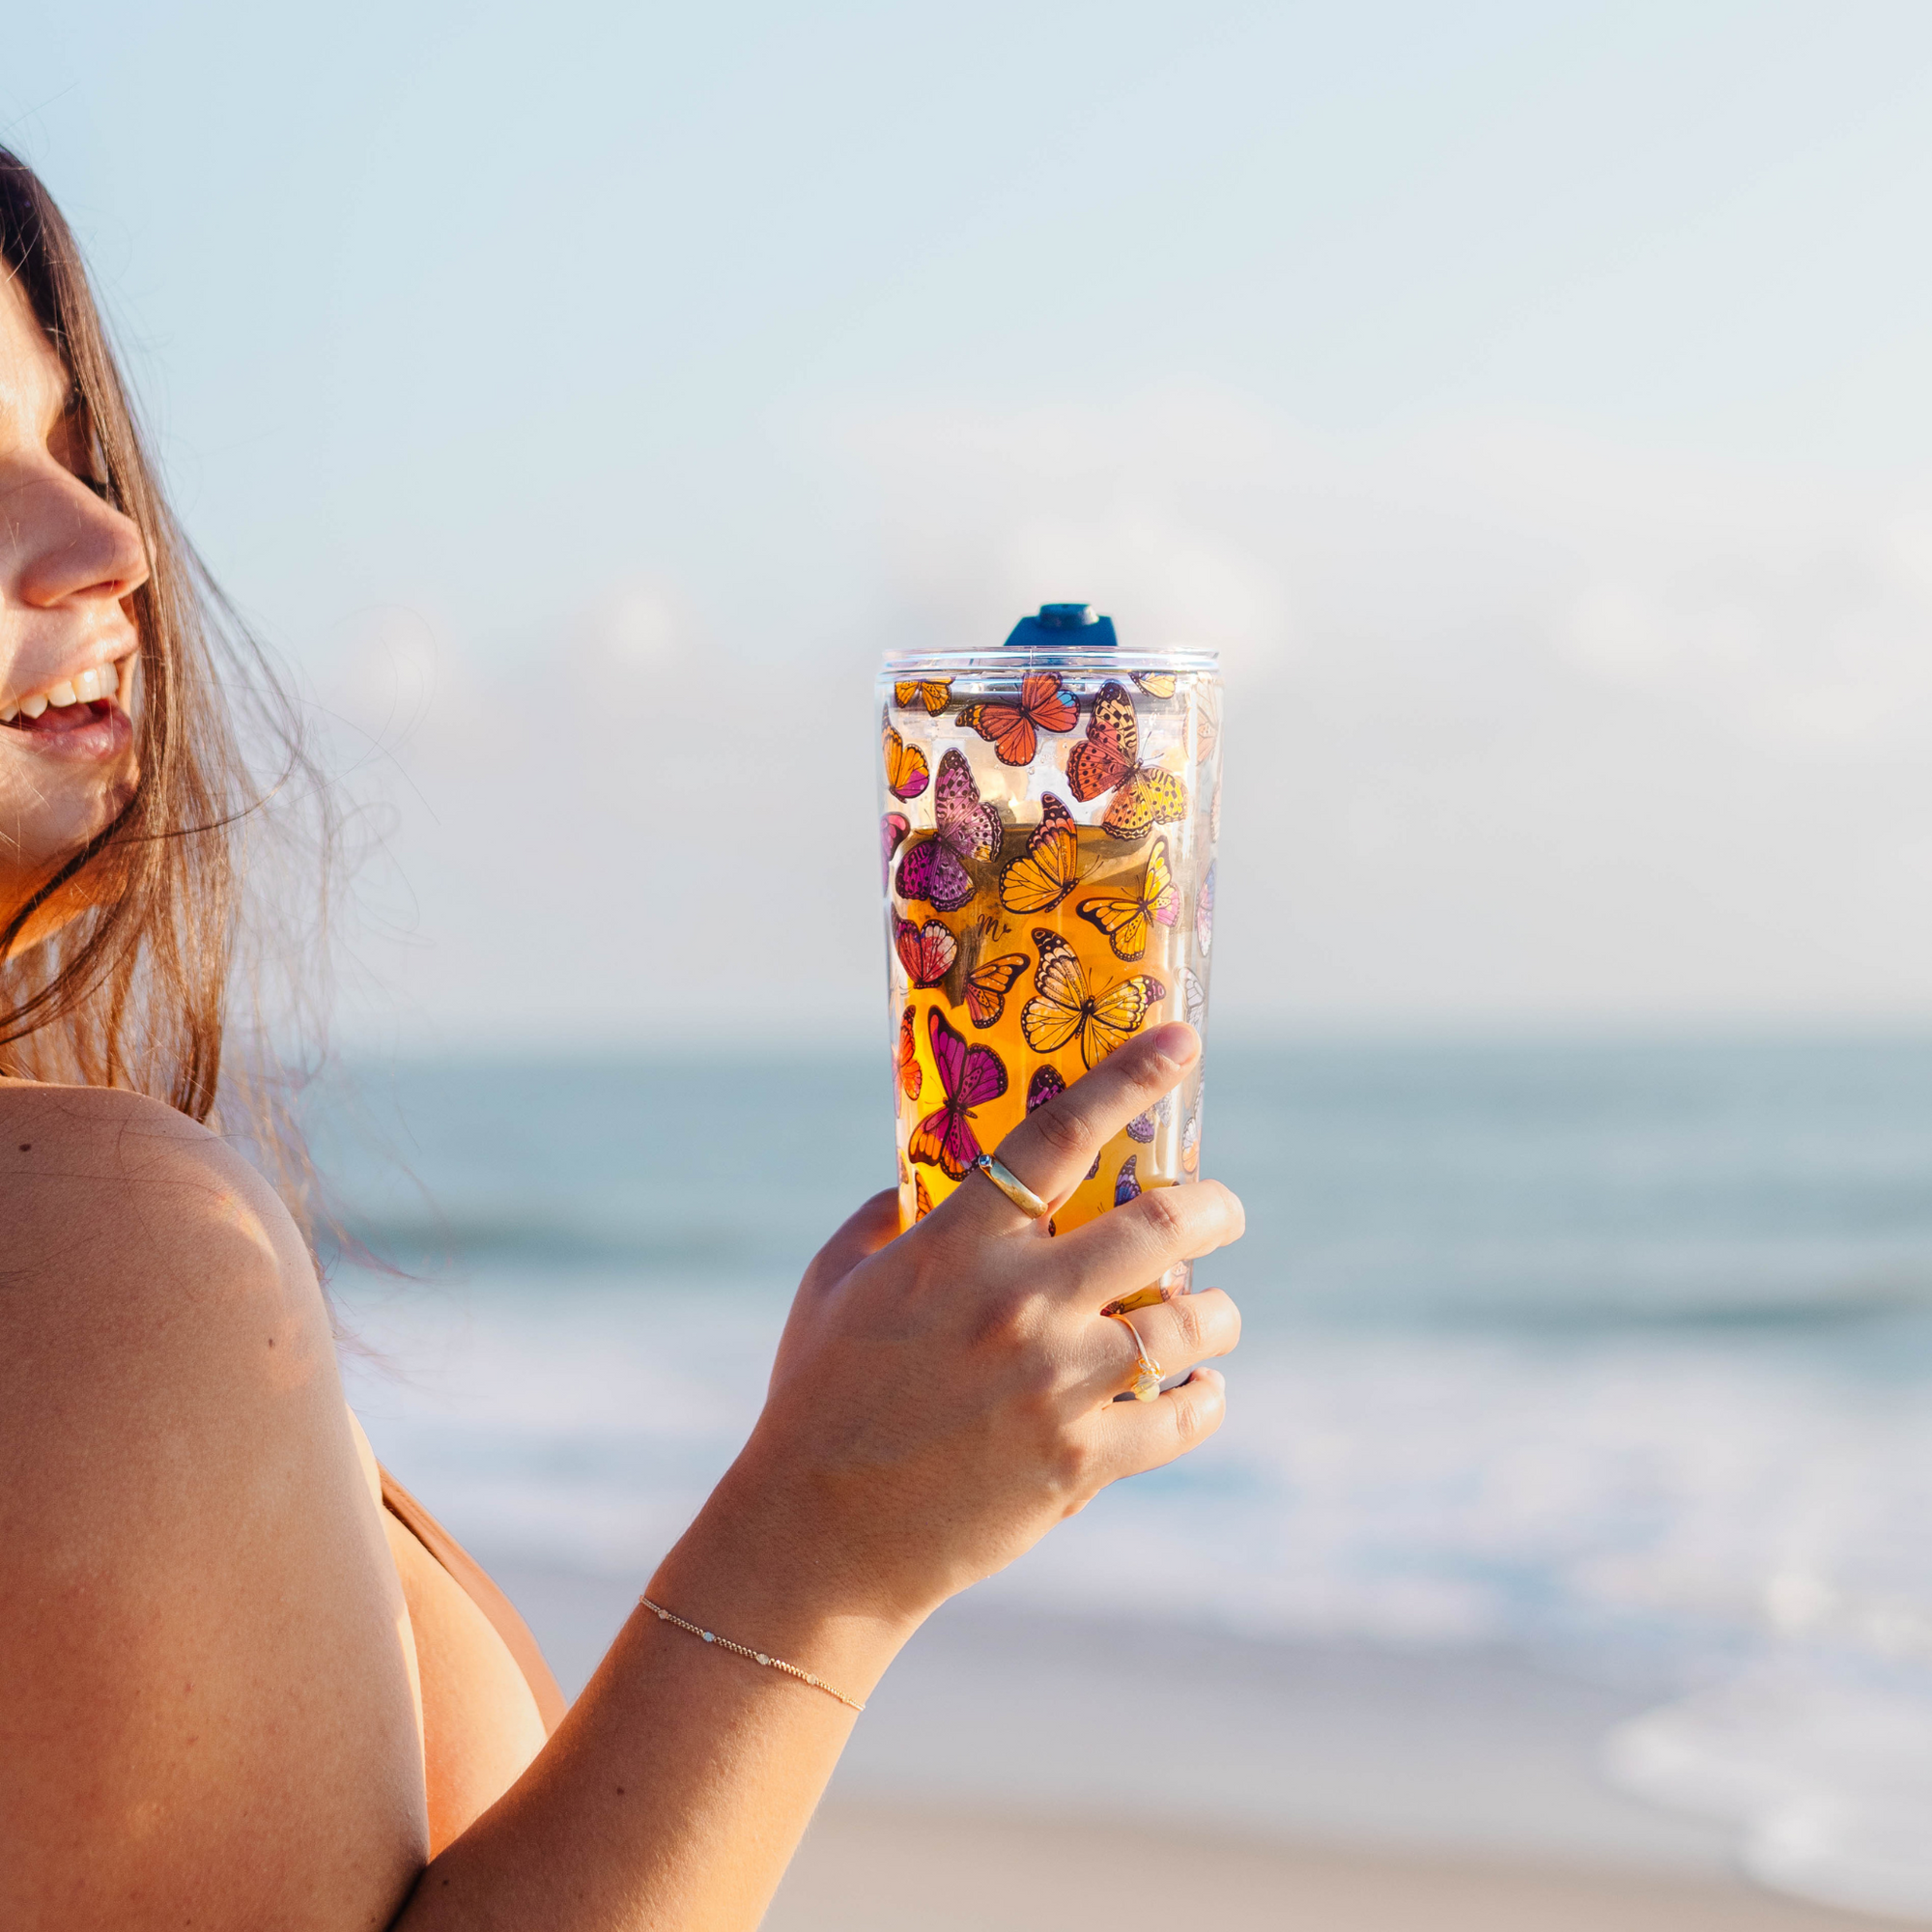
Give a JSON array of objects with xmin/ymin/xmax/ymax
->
[{"xmin": 798, "ymin": 1187, "xmax": 903, "ymax": 1301}]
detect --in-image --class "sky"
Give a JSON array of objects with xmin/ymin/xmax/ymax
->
[{"xmin": 9, "ymin": 2, "xmax": 1932, "ymax": 1044}]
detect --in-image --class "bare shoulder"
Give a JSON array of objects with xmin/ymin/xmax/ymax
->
[
  {"xmin": 0, "ymin": 1080, "xmax": 429, "ymax": 1929},
  {"xmin": 0, "ymin": 1078, "xmax": 314, "ymax": 1334}
]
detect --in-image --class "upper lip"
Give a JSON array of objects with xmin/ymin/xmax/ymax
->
[{"xmin": 0, "ymin": 650, "xmax": 132, "ymax": 715}]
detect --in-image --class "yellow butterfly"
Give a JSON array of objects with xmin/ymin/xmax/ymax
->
[
  {"xmin": 999, "ymin": 792, "xmax": 1086, "ymax": 915},
  {"xmin": 1076, "ymin": 837, "xmax": 1179, "ymax": 963},
  {"xmin": 882, "ymin": 715, "xmax": 931, "ymax": 802},
  {"xmin": 1130, "ymin": 669, "xmax": 1178, "ymax": 699},
  {"xmin": 895, "ymin": 677, "xmax": 953, "ymax": 716},
  {"xmin": 1021, "ymin": 928, "xmax": 1165, "ymax": 1069},
  {"xmin": 1066, "ymin": 681, "xmax": 1189, "ymax": 840}
]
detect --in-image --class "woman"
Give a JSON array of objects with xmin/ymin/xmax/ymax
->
[{"xmin": 0, "ymin": 146, "xmax": 1243, "ymax": 1930}]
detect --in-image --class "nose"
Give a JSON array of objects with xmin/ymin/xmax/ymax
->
[{"xmin": 10, "ymin": 469, "xmax": 150, "ymax": 613}]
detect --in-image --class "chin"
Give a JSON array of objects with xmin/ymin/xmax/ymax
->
[{"xmin": 0, "ymin": 772, "xmax": 141, "ymax": 937}]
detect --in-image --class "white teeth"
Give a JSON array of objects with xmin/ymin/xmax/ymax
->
[{"xmin": 0, "ymin": 663, "xmax": 127, "ymax": 720}]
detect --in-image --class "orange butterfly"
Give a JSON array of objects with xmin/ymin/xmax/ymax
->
[
  {"xmin": 882, "ymin": 716, "xmax": 930, "ymax": 801},
  {"xmin": 964, "ymin": 952, "xmax": 1028, "ymax": 1029},
  {"xmin": 999, "ymin": 792, "xmax": 1086, "ymax": 915},
  {"xmin": 895, "ymin": 677, "xmax": 953, "ymax": 716},
  {"xmin": 914, "ymin": 1172, "xmax": 935, "ymax": 1219},
  {"xmin": 959, "ymin": 672, "xmax": 1077, "ymax": 767},
  {"xmin": 1065, "ymin": 681, "xmax": 1188, "ymax": 840},
  {"xmin": 1076, "ymin": 837, "xmax": 1179, "ymax": 962},
  {"xmin": 1021, "ymin": 928, "xmax": 1164, "ymax": 1069},
  {"xmin": 1181, "ymin": 1104, "xmax": 1201, "ymax": 1174},
  {"xmin": 896, "ymin": 1003, "xmax": 923, "ymax": 1099}
]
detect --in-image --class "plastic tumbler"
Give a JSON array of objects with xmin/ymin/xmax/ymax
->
[{"xmin": 878, "ymin": 603, "xmax": 1221, "ymax": 1303}]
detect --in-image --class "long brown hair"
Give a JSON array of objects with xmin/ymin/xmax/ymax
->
[{"xmin": 0, "ymin": 145, "xmax": 331, "ymax": 1242}]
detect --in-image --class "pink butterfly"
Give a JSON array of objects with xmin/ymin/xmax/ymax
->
[
  {"xmin": 1195, "ymin": 860, "xmax": 1215, "ymax": 956},
  {"xmin": 882, "ymin": 812, "xmax": 910, "ymax": 891},
  {"xmin": 896, "ymin": 748, "xmax": 1004, "ymax": 912},
  {"xmin": 895, "ymin": 916, "xmax": 957, "ymax": 988},
  {"xmin": 909, "ymin": 1009, "xmax": 1009, "ymax": 1180}
]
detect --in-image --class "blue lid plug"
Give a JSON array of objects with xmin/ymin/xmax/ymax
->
[{"xmin": 1002, "ymin": 603, "xmax": 1118, "ymax": 649}]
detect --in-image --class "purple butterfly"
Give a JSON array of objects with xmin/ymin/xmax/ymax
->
[
  {"xmin": 1125, "ymin": 1094, "xmax": 1172, "ymax": 1144},
  {"xmin": 896, "ymin": 749, "xmax": 1003, "ymax": 912},
  {"xmin": 1115, "ymin": 1154, "xmax": 1142, "ymax": 1205},
  {"xmin": 1026, "ymin": 1065, "xmax": 1065, "ymax": 1112},
  {"xmin": 909, "ymin": 1009, "xmax": 1009, "ymax": 1180}
]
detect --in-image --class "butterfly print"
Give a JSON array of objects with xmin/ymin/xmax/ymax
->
[
  {"xmin": 1195, "ymin": 861, "xmax": 1216, "ymax": 956},
  {"xmin": 915, "ymin": 1172, "xmax": 935, "ymax": 1219},
  {"xmin": 1209, "ymin": 772, "xmax": 1221, "ymax": 845},
  {"xmin": 999, "ymin": 792, "xmax": 1086, "ymax": 915},
  {"xmin": 908, "ymin": 1009, "xmax": 1009, "ymax": 1180},
  {"xmin": 1021, "ymin": 928, "xmax": 1164, "ymax": 1069},
  {"xmin": 897, "ymin": 1003, "xmax": 923, "ymax": 1099},
  {"xmin": 882, "ymin": 716, "xmax": 930, "ymax": 801},
  {"xmin": 1065, "ymin": 681, "xmax": 1188, "ymax": 840},
  {"xmin": 895, "ymin": 677, "xmax": 953, "ymax": 716},
  {"xmin": 1197, "ymin": 699, "xmax": 1220, "ymax": 768},
  {"xmin": 965, "ymin": 952, "xmax": 1028, "ymax": 1029},
  {"xmin": 897, "ymin": 750, "xmax": 1004, "ymax": 911},
  {"xmin": 1181, "ymin": 1106, "xmax": 1201, "ymax": 1175},
  {"xmin": 1124, "ymin": 1094, "xmax": 1171, "ymax": 1145},
  {"xmin": 895, "ymin": 916, "xmax": 957, "ymax": 988},
  {"xmin": 959, "ymin": 672, "xmax": 1077, "ymax": 767},
  {"xmin": 1115, "ymin": 1154, "xmax": 1142, "ymax": 1205},
  {"xmin": 882, "ymin": 812, "xmax": 910, "ymax": 891},
  {"xmin": 1182, "ymin": 966, "xmax": 1208, "ymax": 1031},
  {"xmin": 897, "ymin": 1150, "xmax": 911, "ymax": 1185},
  {"xmin": 1129, "ymin": 669, "xmax": 1178, "ymax": 699},
  {"xmin": 1077, "ymin": 837, "xmax": 1179, "ymax": 963}
]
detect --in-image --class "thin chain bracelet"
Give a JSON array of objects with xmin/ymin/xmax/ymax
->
[{"xmin": 639, "ymin": 1596, "xmax": 867, "ymax": 1712}]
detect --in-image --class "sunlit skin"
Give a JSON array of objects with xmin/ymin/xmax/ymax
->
[
  {"xmin": 0, "ymin": 260, "xmax": 1245, "ymax": 1928},
  {"xmin": 0, "ymin": 270, "xmax": 145, "ymax": 946}
]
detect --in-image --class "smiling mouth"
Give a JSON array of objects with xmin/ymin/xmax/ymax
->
[{"xmin": 1, "ymin": 661, "xmax": 125, "ymax": 724}]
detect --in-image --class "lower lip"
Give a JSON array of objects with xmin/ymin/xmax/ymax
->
[{"xmin": 0, "ymin": 700, "xmax": 134, "ymax": 761}]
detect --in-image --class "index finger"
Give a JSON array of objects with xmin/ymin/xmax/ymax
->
[{"xmin": 951, "ymin": 1022, "xmax": 1201, "ymax": 1234}]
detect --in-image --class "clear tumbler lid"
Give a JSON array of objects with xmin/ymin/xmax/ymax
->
[{"xmin": 884, "ymin": 603, "xmax": 1217, "ymax": 675}]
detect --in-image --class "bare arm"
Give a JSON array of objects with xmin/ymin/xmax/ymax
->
[{"xmin": 2, "ymin": 1025, "xmax": 1241, "ymax": 1931}]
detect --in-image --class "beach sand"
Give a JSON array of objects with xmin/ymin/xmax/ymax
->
[
  {"xmin": 769, "ymin": 1803, "xmax": 1889, "ymax": 1931},
  {"xmin": 497, "ymin": 1566, "xmax": 1908, "ymax": 1928}
]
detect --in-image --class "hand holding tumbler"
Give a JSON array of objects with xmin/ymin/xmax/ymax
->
[{"xmin": 879, "ymin": 604, "xmax": 1222, "ymax": 1308}]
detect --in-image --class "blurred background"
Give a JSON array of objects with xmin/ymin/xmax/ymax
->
[{"xmin": 12, "ymin": 4, "xmax": 1932, "ymax": 1924}]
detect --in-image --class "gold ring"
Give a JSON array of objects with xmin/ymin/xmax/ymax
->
[
  {"xmin": 972, "ymin": 1151, "xmax": 1050, "ymax": 1219},
  {"xmin": 1109, "ymin": 1309, "xmax": 1163, "ymax": 1403}
]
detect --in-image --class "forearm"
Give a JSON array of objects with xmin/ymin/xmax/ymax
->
[{"xmin": 392, "ymin": 1463, "xmax": 919, "ymax": 1932}]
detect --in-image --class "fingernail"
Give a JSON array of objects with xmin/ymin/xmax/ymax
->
[{"xmin": 1151, "ymin": 1022, "xmax": 1198, "ymax": 1065}]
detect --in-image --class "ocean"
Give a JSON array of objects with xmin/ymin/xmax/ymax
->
[{"xmin": 319, "ymin": 1037, "xmax": 1932, "ymax": 1918}]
